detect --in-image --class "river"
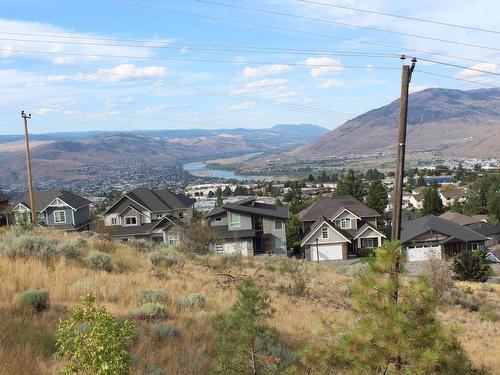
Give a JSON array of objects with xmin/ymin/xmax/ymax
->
[{"xmin": 182, "ymin": 156, "xmax": 272, "ymax": 181}]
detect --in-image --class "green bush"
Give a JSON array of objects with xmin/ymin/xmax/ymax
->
[
  {"xmin": 453, "ymin": 250, "xmax": 492, "ymax": 282},
  {"xmin": 56, "ymin": 295, "xmax": 135, "ymax": 375},
  {"xmin": 178, "ymin": 293, "xmax": 205, "ymax": 310},
  {"xmin": 151, "ymin": 323, "xmax": 181, "ymax": 340},
  {"xmin": 16, "ymin": 289, "xmax": 49, "ymax": 312},
  {"xmin": 277, "ymin": 257, "xmax": 310, "ymax": 296},
  {"xmin": 85, "ymin": 250, "xmax": 113, "ymax": 272},
  {"xmin": 57, "ymin": 243, "xmax": 83, "ymax": 261},
  {"xmin": 149, "ymin": 250, "xmax": 178, "ymax": 268},
  {"xmin": 129, "ymin": 303, "xmax": 168, "ymax": 320},
  {"xmin": 138, "ymin": 290, "xmax": 169, "ymax": 305}
]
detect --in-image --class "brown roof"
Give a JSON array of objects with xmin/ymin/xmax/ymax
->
[
  {"xmin": 439, "ymin": 212, "xmax": 486, "ymax": 226},
  {"xmin": 440, "ymin": 186, "xmax": 467, "ymax": 199},
  {"xmin": 297, "ymin": 196, "xmax": 380, "ymax": 222}
]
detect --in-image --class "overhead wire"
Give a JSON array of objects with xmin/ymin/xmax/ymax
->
[{"xmin": 297, "ymin": 0, "xmax": 500, "ymax": 35}]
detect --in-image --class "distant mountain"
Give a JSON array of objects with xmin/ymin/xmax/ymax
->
[
  {"xmin": 292, "ymin": 88, "xmax": 500, "ymax": 159},
  {"xmin": 0, "ymin": 124, "xmax": 328, "ymax": 184}
]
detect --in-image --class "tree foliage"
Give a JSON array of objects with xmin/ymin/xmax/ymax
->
[
  {"xmin": 301, "ymin": 241, "xmax": 485, "ymax": 375},
  {"xmin": 211, "ymin": 277, "xmax": 278, "ymax": 375},
  {"xmin": 422, "ymin": 185, "xmax": 443, "ymax": 216},
  {"xmin": 336, "ymin": 169, "xmax": 364, "ymax": 199},
  {"xmin": 366, "ymin": 179, "xmax": 388, "ymax": 216},
  {"xmin": 453, "ymin": 250, "xmax": 492, "ymax": 283},
  {"xmin": 56, "ymin": 295, "xmax": 135, "ymax": 375}
]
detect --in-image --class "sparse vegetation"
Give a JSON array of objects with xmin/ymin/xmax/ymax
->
[
  {"xmin": 16, "ymin": 289, "xmax": 49, "ymax": 312},
  {"xmin": 453, "ymin": 250, "xmax": 492, "ymax": 282},
  {"xmin": 129, "ymin": 303, "xmax": 168, "ymax": 320},
  {"xmin": 85, "ymin": 250, "xmax": 114, "ymax": 272},
  {"xmin": 178, "ymin": 293, "xmax": 206, "ymax": 310}
]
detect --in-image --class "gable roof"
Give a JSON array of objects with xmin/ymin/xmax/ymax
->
[
  {"xmin": 439, "ymin": 211, "xmax": 487, "ymax": 226},
  {"xmin": 439, "ymin": 186, "xmax": 467, "ymax": 199},
  {"xmin": 298, "ymin": 195, "xmax": 380, "ymax": 222},
  {"xmin": 301, "ymin": 216, "xmax": 351, "ymax": 246},
  {"xmin": 401, "ymin": 215, "xmax": 489, "ymax": 244},
  {"xmin": 106, "ymin": 187, "xmax": 196, "ymax": 214},
  {"xmin": 354, "ymin": 222, "xmax": 387, "ymax": 239},
  {"xmin": 466, "ymin": 221, "xmax": 500, "ymax": 237},
  {"xmin": 14, "ymin": 190, "xmax": 91, "ymax": 211}
]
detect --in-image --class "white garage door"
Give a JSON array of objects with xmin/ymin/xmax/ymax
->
[
  {"xmin": 311, "ymin": 243, "xmax": 343, "ymax": 261},
  {"xmin": 405, "ymin": 245, "xmax": 442, "ymax": 262}
]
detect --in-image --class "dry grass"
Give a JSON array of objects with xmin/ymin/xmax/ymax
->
[{"xmin": 0, "ymin": 228, "xmax": 498, "ymax": 374}]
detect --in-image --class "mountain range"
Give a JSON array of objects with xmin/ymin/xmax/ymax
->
[
  {"xmin": 293, "ymin": 87, "xmax": 500, "ymax": 159},
  {"xmin": 0, "ymin": 124, "xmax": 328, "ymax": 185}
]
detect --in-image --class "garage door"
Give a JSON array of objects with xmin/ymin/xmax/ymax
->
[
  {"xmin": 311, "ymin": 243, "xmax": 343, "ymax": 261},
  {"xmin": 405, "ymin": 246, "xmax": 441, "ymax": 262}
]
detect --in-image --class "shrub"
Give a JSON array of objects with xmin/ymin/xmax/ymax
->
[
  {"xmin": 149, "ymin": 250, "xmax": 178, "ymax": 268},
  {"xmin": 178, "ymin": 293, "xmax": 206, "ymax": 310},
  {"xmin": 423, "ymin": 257, "xmax": 454, "ymax": 303},
  {"xmin": 151, "ymin": 323, "xmax": 181, "ymax": 340},
  {"xmin": 453, "ymin": 250, "xmax": 492, "ymax": 282},
  {"xmin": 145, "ymin": 364, "xmax": 165, "ymax": 375},
  {"xmin": 72, "ymin": 237, "xmax": 87, "ymax": 249},
  {"xmin": 57, "ymin": 243, "xmax": 83, "ymax": 261},
  {"xmin": 16, "ymin": 289, "xmax": 49, "ymax": 312},
  {"xmin": 277, "ymin": 257, "xmax": 310, "ymax": 295},
  {"xmin": 85, "ymin": 250, "xmax": 113, "ymax": 272},
  {"xmin": 480, "ymin": 306, "xmax": 500, "ymax": 322},
  {"xmin": 138, "ymin": 290, "xmax": 169, "ymax": 305},
  {"xmin": 56, "ymin": 295, "xmax": 135, "ymax": 375},
  {"xmin": 2, "ymin": 233, "xmax": 58, "ymax": 260},
  {"xmin": 93, "ymin": 238, "xmax": 117, "ymax": 254},
  {"xmin": 128, "ymin": 239, "xmax": 155, "ymax": 252},
  {"xmin": 129, "ymin": 303, "xmax": 168, "ymax": 320}
]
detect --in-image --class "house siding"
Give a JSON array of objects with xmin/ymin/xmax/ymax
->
[
  {"xmin": 73, "ymin": 206, "xmax": 90, "ymax": 227},
  {"xmin": 228, "ymin": 212, "xmax": 253, "ymax": 231},
  {"xmin": 45, "ymin": 207, "xmax": 74, "ymax": 226}
]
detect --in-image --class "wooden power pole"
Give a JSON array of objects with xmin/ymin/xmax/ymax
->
[
  {"xmin": 391, "ymin": 57, "xmax": 416, "ymax": 241},
  {"xmin": 21, "ymin": 110, "xmax": 36, "ymax": 223}
]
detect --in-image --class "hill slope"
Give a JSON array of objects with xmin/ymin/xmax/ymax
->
[{"xmin": 293, "ymin": 88, "xmax": 500, "ymax": 159}]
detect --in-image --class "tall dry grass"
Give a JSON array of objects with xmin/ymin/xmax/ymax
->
[{"xmin": 0, "ymin": 228, "xmax": 498, "ymax": 374}]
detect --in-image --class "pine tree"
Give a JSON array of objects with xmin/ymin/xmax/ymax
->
[
  {"xmin": 212, "ymin": 278, "xmax": 277, "ymax": 375},
  {"xmin": 336, "ymin": 169, "xmax": 364, "ymax": 199},
  {"xmin": 366, "ymin": 179, "xmax": 388, "ymax": 215},
  {"xmin": 301, "ymin": 241, "xmax": 486, "ymax": 375},
  {"xmin": 422, "ymin": 185, "xmax": 443, "ymax": 215},
  {"xmin": 215, "ymin": 196, "xmax": 224, "ymax": 207}
]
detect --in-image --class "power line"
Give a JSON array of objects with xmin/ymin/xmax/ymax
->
[
  {"xmin": 414, "ymin": 69, "xmax": 498, "ymax": 88},
  {"xmin": 96, "ymin": 0, "xmax": 500, "ymax": 66},
  {"xmin": 297, "ymin": 0, "xmax": 500, "ymax": 35},
  {"xmin": 2, "ymin": 47, "xmax": 401, "ymax": 70},
  {"xmin": 414, "ymin": 57, "xmax": 500, "ymax": 77},
  {"xmin": 191, "ymin": 0, "xmax": 500, "ymax": 52}
]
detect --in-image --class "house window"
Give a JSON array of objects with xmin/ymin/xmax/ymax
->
[
  {"xmin": 124, "ymin": 216, "xmax": 137, "ymax": 226},
  {"xmin": 156, "ymin": 213, "xmax": 162, "ymax": 219},
  {"xmin": 179, "ymin": 211, "xmax": 184, "ymax": 219},
  {"xmin": 274, "ymin": 220, "xmax": 283, "ymax": 230},
  {"xmin": 168, "ymin": 235, "xmax": 180, "ymax": 246},
  {"xmin": 322, "ymin": 227, "xmax": 328, "ymax": 239},
  {"xmin": 229, "ymin": 212, "xmax": 241, "ymax": 228},
  {"xmin": 111, "ymin": 217, "xmax": 117, "ymax": 225},
  {"xmin": 467, "ymin": 242, "xmax": 479, "ymax": 251},
  {"xmin": 54, "ymin": 210, "xmax": 66, "ymax": 223},
  {"xmin": 215, "ymin": 217, "xmax": 222, "ymax": 222},
  {"xmin": 275, "ymin": 238, "xmax": 285, "ymax": 249},
  {"xmin": 340, "ymin": 217, "xmax": 351, "ymax": 229},
  {"xmin": 215, "ymin": 244, "xmax": 224, "ymax": 253},
  {"xmin": 361, "ymin": 238, "xmax": 377, "ymax": 249}
]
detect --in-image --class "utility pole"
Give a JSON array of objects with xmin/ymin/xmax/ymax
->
[
  {"xmin": 21, "ymin": 110, "xmax": 36, "ymax": 223},
  {"xmin": 391, "ymin": 56, "xmax": 416, "ymax": 241}
]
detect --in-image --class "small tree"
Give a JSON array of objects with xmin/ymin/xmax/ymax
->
[
  {"xmin": 453, "ymin": 250, "xmax": 491, "ymax": 282},
  {"xmin": 422, "ymin": 185, "xmax": 443, "ymax": 216},
  {"xmin": 301, "ymin": 241, "xmax": 485, "ymax": 374},
  {"xmin": 185, "ymin": 220, "xmax": 218, "ymax": 255},
  {"xmin": 212, "ymin": 278, "xmax": 277, "ymax": 375},
  {"xmin": 366, "ymin": 179, "xmax": 388, "ymax": 216},
  {"xmin": 336, "ymin": 169, "xmax": 364, "ymax": 200},
  {"xmin": 56, "ymin": 295, "xmax": 135, "ymax": 375}
]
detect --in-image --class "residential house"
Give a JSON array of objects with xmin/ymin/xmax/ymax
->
[
  {"xmin": 103, "ymin": 187, "xmax": 196, "ymax": 243},
  {"xmin": 298, "ymin": 196, "xmax": 386, "ymax": 261},
  {"xmin": 409, "ymin": 192, "xmax": 424, "ymax": 209},
  {"xmin": 439, "ymin": 186, "xmax": 467, "ymax": 207},
  {"xmin": 386, "ymin": 189, "xmax": 411, "ymax": 211},
  {"xmin": 466, "ymin": 221, "xmax": 500, "ymax": 247},
  {"xmin": 12, "ymin": 190, "xmax": 92, "ymax": 231},
  {"xmin": 485, "ymin": 246, "xmax": 500, "ymax": 263},
  {"xmin": 400, "ymin": 215, "xmax": 488, "ymax": 261},
  {"xmin": 0, "ymin": 192, "xmax": 10, "ymax": 226},
  {"xmin": 439, "ymin": 211, "xmax": 487, "ymax": 226},
  {"xmin": 205, "ymin": 198, "xmax": 289, "ymax": 256}
]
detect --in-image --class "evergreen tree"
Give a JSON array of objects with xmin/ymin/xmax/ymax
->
[
  {"xmin": 307, "ymin": 174, "xmax": 315, "ymax": 182},
  {"xmin": 486, "ymin": 184, "xmax": 500, "ymax": 224},
  {"xmin": 422, "ymin": 185, "xmax": 443, "ymax": 215},
  {"xmin": 336, "ymin": 169, "xmax": 364, "ymax": 200},
  {"xmin": 319, "ymin": 171, "xmax": 329, "ymax": 182},
  {"xmin": 453, "ymin": 250, "xmax": 492, "ymax": 283},
  {"xmin": 286, "ymin": 214, "xmax": 301, "ymax": 251},
  {"xmin": 208, "ymin": 190, "xmax": 215, "ymax": 198},
  {"xmin": 212, "ymin": 278, "xmax": 277, "ymax": 375},
  {"xmin": 366, "ymin": 179, "xmax": 388, "ymax": 215},
  {"xmin": 301, "ymin": 242, "xmax": 486, "ymax": 375},
  {"xmin": 215, "ymin": 196, "xmax": 224, "ymax": 207},
  {"xmin": 222, "ymin": 186, "xmax": 232, "ymax": 197},
  {"xmin": 215, "ymin": 186, "xmax": 223, "ymax": 197}
]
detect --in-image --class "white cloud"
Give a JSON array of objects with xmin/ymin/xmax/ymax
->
[
  {"xmin": 75, "ymin": 64, "xmax": 167, "ymax": 81},
  {"xmin": 316, "ymin": 79, "xmax": 343, "ymax": 89},
  {"xmin": 0, "ymin": 44, "xmax": 13, "ymax": 57},
  {"xmin": 231, "ymin": 78, "xmax": 288, "ymax": 95},
  {"xmin": 53, "ymin": 56, "xmax": 75, "ymax": 65},
  {"xmin": 86, "ymin": 110, "xmax": 120, "ymax": 118},
  {"xmin": 36, "ymin": 107, "xmax": 59, "ymax": 115},
  {"xmin": 242, "ymin": 64, "xmax": 293, "ymax": 77},
  {"xmin": 46, "ymin": 74, "xmax": 69, "ymax": 82},
  {"xmin": 217, "ymin": 102, "xmax": 257, "ymax": 112},
  {"xmin": 135, "ymin": 103, "xmax": 183, "ymax": 115},
  {"xmin": 305, "ymin": 56, "xmax": 343, "ymax": 77},
  {"xmin": 455, "ymin": 63, "xmax": 497, "ymax": 82}
]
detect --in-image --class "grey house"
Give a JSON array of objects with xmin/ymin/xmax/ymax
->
[
  {"xmin": 0, "ymin": 192, "xmax": 10, "ymax": 226},
  {"xmin": 466, "ymin": 221, "xmax": 500, "ymax": 247},
  {"xmin": 401, "ymin": 215, "xmax": 488, "ymax": 261},
  {"xmin": 205, "ymin": 198, "xmax": 289, "ymax": 256},
  {"xmin": 12, "ymin": 190, "xmax": 92, "ymax": 231},
  {"xmin": 103, "ymin": 187, "xmax": 196, "ymax": 243},
  {"xmin": 298, "ymin": 196, "xmax": 386, "ymax": 260}
]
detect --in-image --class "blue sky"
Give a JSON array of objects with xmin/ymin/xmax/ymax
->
[{"xmin": 0, "ymin": 0, "xmax": 499, "ymax": 134}]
